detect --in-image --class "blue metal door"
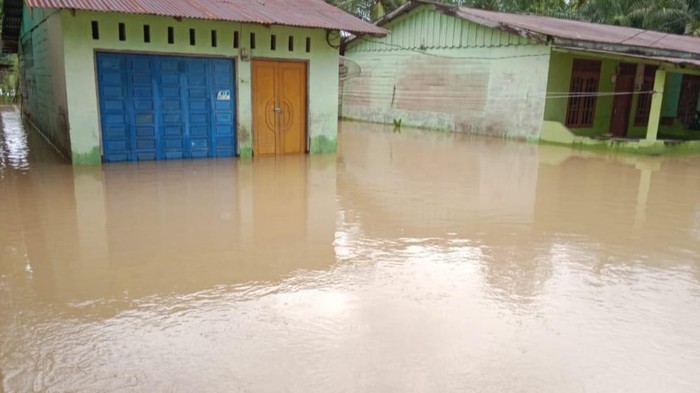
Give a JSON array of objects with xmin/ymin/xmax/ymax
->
[{"xmin": 96, "ymin": 53, "xmax": 236, "ymax": 162}]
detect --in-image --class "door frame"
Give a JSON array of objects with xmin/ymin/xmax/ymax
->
[
  {"xmin": 608, "ymin": 63, "xmax": 636, "ymax": 137},
  {"xmin": 250, "ymin": 57, "xmax": 310, "ymax": 156},
  {"xmin": 93, "ymin": 50, "xmax": 240, "ymax": 160}
]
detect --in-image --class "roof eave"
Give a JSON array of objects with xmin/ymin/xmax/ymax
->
[
  {"xmin": 348, "ymin": 25, "xmax": 389, "ymax": 37},
  {"xmin": 552, "ymin": 37, "xmax": 700, "ymax": 63},
  {"xmin": 552, "ymin": 46, "xmax": 700, "ymax": 73},
  {"xmin": 451, "ymin": 11, "xmax": 548, "ymax": 44}
]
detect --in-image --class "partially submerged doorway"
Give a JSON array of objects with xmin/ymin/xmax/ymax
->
[
  {"xmin": 609, "ymin": 63, "xmax": 636, "ymax": 137},
  {"xmin": 252, "ymin": 60, "xmax": 307, "ymax": 156}
]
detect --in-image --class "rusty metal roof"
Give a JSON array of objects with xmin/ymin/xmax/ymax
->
[
  {"xmin": 454, "ymin": 6, "xmax": 700, "ymax": 57},
  {"xmin": 23, "ymin": 0, "xmax": 387, "ymax": 36},
  {"xmin": 376, "ymin": 0, "xmax": 700, "ymax": 64}
]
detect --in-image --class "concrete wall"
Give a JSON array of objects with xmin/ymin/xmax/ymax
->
[
  {"xmin": 58, "ymin": 10, "xmax": 340, "ymax": 164},
  {"xmin": 19, "ymin": 8, "xmax": 70, "ymax": 157},
  {"xmin": 341, "ymin": 6, "xmax": 551, "ymax": 139}
]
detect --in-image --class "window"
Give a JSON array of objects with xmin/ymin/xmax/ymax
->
[
  {"xmin": 211, "ymin": 30, "xmax": 217, "ymax": 47},
  {"xmin": 143, "ymin": 25, "xmax": 151, "ymax": 43},
  {"xmin": 305, "ymin": 37, "xmax": 311, "ymax": 53},
  {"xmin": 189, "ymin": 28, "xmax": 196, "ymax": 46},
  {"xmin": 288, "ymin": 36, "xmax": 294, "ymax": 51},
  {"xmin": 233, "ymin": 31, "xmax": 239, "ymax": 48},
  {"xmin": 91, "ymin": 21, "xmax": 99, "ymax": 40},
  {"xmin": 634, "ymin": 65, "xmax": 658, "ymax": 126},
  {"xmin": 270, "ymin": 34, "xmax": 276, "ymax": 50},
  {"xmin": 168, "ymin": 27, "xmax": 174, "ymax": 44},
  {"xmin": 678, "ymin": 75, "xmax": 700, "ymax": 129},
  {"xmin": 565, "ymin": 59, "xmax": 601, "ymax": 128},
  {"xmin": 118, "ymin": 23, "xmax": 126, "ymax": 41},
  {"xmin": 250, "ymin": 33, "xmax": 256, "ymax": 49}
]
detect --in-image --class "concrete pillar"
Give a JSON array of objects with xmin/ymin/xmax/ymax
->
[{"xmin": 645, "ymin": 69, "xmax": 667, "ymax": 142}]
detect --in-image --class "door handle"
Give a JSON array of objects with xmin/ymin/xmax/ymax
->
[{"xmin": 273, "ymin": 107, "xmax": 282, "ymax": 113}]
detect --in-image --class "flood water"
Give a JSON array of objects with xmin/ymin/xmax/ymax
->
[{"xmin": 1, "ymin": 106, "xmax": 700, "ymax": 392}]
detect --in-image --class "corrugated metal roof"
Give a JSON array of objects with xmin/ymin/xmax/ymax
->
[
  {"xmin": 555, "ymin": 47, "xmax": 700, "ymax": 69},
  {"xmin": 375, "ymin": 0, "xmax": 700, "ymax": 64},
  {"xmin": 455, "ymin": 7, "xmax": 700, "ymax": 57},
  {"xmin": 24, "ymin": 0, "xmax": 387, "ymax": 36}
]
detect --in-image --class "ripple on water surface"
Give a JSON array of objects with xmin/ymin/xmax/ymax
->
[{"xmin": 1, "ymin": 115, "xmax": 700, "ymax": 392}]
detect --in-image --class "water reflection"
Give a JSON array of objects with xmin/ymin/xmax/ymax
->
[
  {"xmin": 336, "ymin": 123, "xmax": 552, "ymax": 309},
  {"xmin": 1, "ymin": 112, "xmax": 699, "ymax": 392},
  {"xmin": 0, "ymin": 109, "xmax": 29, "ymax": 172},
  {"xmin": 2, "ymin": 158, "xmax": 337, "ymax": 308}
]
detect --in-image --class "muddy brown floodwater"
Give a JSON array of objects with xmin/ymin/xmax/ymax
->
[{"xmin": 1, "ymin": 106, "xmax": 700, "ymax": 392}]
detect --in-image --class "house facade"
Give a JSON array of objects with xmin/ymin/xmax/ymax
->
[
  {"xmin": 1, "ymin": 0, "xmax": 384, "ymax": 164},
  {"xmin": 341, "ymin": 1, "xmax": 700, "ymax": 153}
]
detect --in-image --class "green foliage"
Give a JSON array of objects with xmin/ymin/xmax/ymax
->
[
  {"xmin": 0, "ymin": 54, "xmax": 19, "ymax": 104},
  {"xmin": 327, "ymin": 0, "xmax": 408, "ymax": 20},
  {"xmin": 392, "ymin": 118, "xmax": 402, "ymax": 131},
  {"xmin": 326, "ymin": 0, "xmax": 700, "ymax": 35}
]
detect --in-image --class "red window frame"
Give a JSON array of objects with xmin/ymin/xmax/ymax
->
[{"xmin": 565, "ymin": 59, "xmax": 602, "ymax": 128}]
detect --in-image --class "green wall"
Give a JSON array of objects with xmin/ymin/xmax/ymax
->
[
  {"xmin": 342, "ymin": 5, "xmax": 551, "ymax": 139},
  {"xmin": 56, "ymin": 10, "xmax": 340, "ymax": 164},
  {"xmin": 662, "ymin": 73, "xmax": 682, "ymax": 117},
  {"xmin": 543, "ymin": 52, "xmax": 618, "ymax": 137},
  {"xmin": 350, "ymin": 5, "xmax": 533, "ymax": 51},
  {"xmin": 19, "ymin": 7, "xmax": 70, "ymax": 157},
  {"xmin": 544, "ymin": 52, "xmax": 698, "ymax": 140}
]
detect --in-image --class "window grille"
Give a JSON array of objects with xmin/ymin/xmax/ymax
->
[
  {"xmin": 634, "ymin": 66, "xmax": 658, "ymax": 126},
  {"xmin": 565, "ymin": 59, "xmax": 602, "ymax": 128}
]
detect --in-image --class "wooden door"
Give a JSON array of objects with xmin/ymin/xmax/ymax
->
[
  {"xmin": 252, "ymin": 61, "xmax": 278, "ymax": 156},
  {"xmin": 252, "ymin": 60, "xmax": 307, "ymax": 156},
  {"xmin": 609, "ymin": 63, "xmax": 636, "ymax": 137}
]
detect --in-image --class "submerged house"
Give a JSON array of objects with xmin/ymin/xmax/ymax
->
[
  {"xmin": 341, "ymin": 0, "xmax": 700, "ymax": 152},
  {"xmin": 0, "ymin": 0, "xmax": 384, "ymax": 164}
]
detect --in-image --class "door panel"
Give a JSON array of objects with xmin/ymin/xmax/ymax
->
[
  {"xmin": 159, "ymin": 57, "xmax": 185, "ymax": 159},
  {"xmin": 97, "ymin": 55, "xmax": 131, "ymax": 162},
  {"xmin": 129, "ymin": 57, "xmax": 158, "ymax": 161},
  {"xmin": 609, "ymin": 64, "xmax": 636, "ymax": 137},
  {"xmin": 252, "ymin": 60, "xmax": 307, "ymax": 156},
  {"xmin": 210, "ymin": 59, "xmax": 236, "ymax": 157},
  {"xmin": 280, "ymin": 63, "xmax": 307, "ymax": 155},
  {"xmin": 97, "ymin": 53, "xmax": 236, "ymax": 162},
  {"xmin": 185, "ymin": 58, "xmax": 210, "ymax": 159},
  {"xmin": 253, "ymin": 61, "xmax": 279, "ymax": 156}
]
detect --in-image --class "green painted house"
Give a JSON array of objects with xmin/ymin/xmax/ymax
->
[
  {"xmin": 341, "ymin": 0, "xmax": 700, "ymax": 153},
  {"xmin": 0, "ymin": 0, "xmax": 384, "ymax": 164}
]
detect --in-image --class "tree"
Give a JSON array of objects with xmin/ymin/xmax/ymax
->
[
  {"xmin": 327, "ymin": 0, "xmax": 407, "ymax": 20},
  {"xmin": 629, "ymin": 0, "xmax": 700, "ymax": 35},
  {"xmin": 577, "ymin": 0, "xmax": 638, "ymax": 27},
  {"xmin": 0, "ymin": 54, "xmax": 19, "ymax": 104}
]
